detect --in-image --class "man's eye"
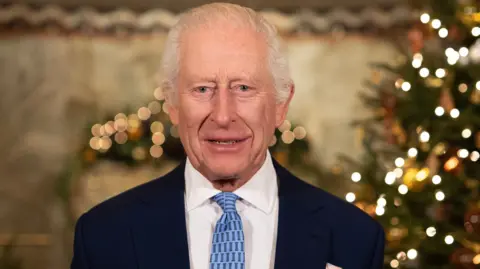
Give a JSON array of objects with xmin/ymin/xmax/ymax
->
[
  {"xmin": 196, "ymin": 87, "xmax": 209, "ymax": 93},
  {"xmin": 238, "ymin": 85, "xmax": 249, "ymax": 91}
]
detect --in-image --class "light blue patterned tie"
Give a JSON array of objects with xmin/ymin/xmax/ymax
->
[{"xmin": 209, "ymin": 192, "xmax": 245, "ymax": 269}]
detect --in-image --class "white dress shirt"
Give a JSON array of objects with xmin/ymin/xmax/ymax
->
[{"xmin": 184, "ymin": 150, "xmax": 278, "ymax": 269}]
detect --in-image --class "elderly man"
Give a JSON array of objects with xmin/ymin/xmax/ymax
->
[{"xmin": 71, "ymin": 2, "xmax": 385, "ymax": 269}]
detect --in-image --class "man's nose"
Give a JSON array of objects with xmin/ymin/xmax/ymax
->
[{"xmin": 210, "ymin": 88, "xmax": 235, "ymax": 126}]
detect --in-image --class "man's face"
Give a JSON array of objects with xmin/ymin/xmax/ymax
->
[{"xmin": 168, "ymin": 24, "xmax": 293, "ymax": 190}]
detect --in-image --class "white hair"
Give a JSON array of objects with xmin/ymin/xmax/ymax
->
[{"xmin": 159, "ymin": 2, "xmax": 292, "ymax": 104}]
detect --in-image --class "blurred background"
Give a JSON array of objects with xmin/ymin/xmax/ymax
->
[{"xmin": 0, "ymin": 0, "xmax": 479, "ymax": 268}]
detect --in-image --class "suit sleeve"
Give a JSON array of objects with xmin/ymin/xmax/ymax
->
[
  {"xmin": 369, "ymin": 224, "xmax": 386, "ymax": 269},
  {"xmin": 71, "ymin": 214, "xmax": 90, "ymax": 269}
]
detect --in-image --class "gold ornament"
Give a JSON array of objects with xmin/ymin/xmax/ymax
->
[
  {"xmin": 403, "ymin": 168, "xmax": 427, "ymax": 191},
  {"xmin": 470, "ymin": 89, "xmax": 480, "ymax": 104},
  {"xmin": 444, "ymin": 156, "xmax": 460, "ymax": 172},
  {"xmin": 128, "ymin": 127, "xmax": 143, "ymax": 141},
  {"xmin": 459, "ymin": 8, "xmax": 480, "ymax": 27},
  {"xmin": 433, "ymin": 143, "xmax": 448, "ymax": 155},
  {"xmin": 425, "ymin": 77, "xmax": 444, "ymax": 88}
]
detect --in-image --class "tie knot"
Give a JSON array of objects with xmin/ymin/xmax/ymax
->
[{"xmin": 212, "ymin": 192, "xmax": 240, "ymax": 213}]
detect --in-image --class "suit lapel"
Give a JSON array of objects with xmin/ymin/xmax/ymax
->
[
  {"xmin": 129, "ymin": 157, "xmax": 332, "ymax": 269},
  {"xmin": 131, "ymin": 161, "xmax": 190, "ymax": 269},
  {"xmin": 272, "ymin": 159, "xmax": 331, "ymax": 269}
]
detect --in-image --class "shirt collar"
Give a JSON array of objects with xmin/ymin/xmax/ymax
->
[{"xmin": 184, "ymin": 150, "xmax": 277, "ymax": 214}]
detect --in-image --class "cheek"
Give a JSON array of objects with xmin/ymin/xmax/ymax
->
[
  {"xmin": 178, "ymin": 100, "xmax": 209, "ymax": 134},
  {"xmin": 237, "ymin": 102, "xmax": 276, "ymax": 135}
]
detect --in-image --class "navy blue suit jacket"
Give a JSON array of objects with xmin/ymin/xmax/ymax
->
[{"xmin": 71, "ymin": 158, "xmax": 385, "ymax": 269}]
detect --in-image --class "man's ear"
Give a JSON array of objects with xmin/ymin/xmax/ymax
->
[
  {"xmin": 167, "ymin": 102, "xmax": 179, "ymax": 125},
  {"xmin": 164, "ymin": 92, "xmax": 179, "ymax": 125},
  {"xmin": 275, "ymin": 83, "xmax": 295, "ymax": 127}
]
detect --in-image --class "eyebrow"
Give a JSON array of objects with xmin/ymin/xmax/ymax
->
[{"xmin": 185, "ymin": 73, "xmax": 263, "ymax": 86}]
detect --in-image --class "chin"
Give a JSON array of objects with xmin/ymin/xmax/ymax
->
[{"xmin": 204, "ymin": 158, "xmax": 247, "ymax": 179}]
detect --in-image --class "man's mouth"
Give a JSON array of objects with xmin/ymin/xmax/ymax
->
[{"xmin": 207, "ymin": 139, "xmax": 244, "ymax": 144}]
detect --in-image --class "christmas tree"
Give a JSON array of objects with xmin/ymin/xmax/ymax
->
[{"xmin": 338, "ymin": 0, "xmax": 480, "ymax": 268}]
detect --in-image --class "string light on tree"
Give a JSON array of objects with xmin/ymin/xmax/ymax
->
[
  {"xmin": 395, "ymin": 157, "xmax": 405, "ymax": 167},
  {"xmin": 462, "ymin": 128, "xmax": 472, "ymax": 138},
  {"xmin": 114, "ymin": 132, "xmax": 128, "ymax": 144},
  {"xmin": 385, "ymin": 172, "xmax": 396, "ymax": 185},
  {"xmin": 396, "ymin": 251, "xmax": 407, "ymax": 261},
  {"xmin": 377, "ymin": 196, "xmax": 387, "ymax": 207},
  {"xmin": 420, "ymin": 131, "xmax": 430, "ymax": 142},
  {"xmin": 450, "ymin": 108, "xmax": 460, "ymax": 118},
  {"xmin": 445, "ymin": 47, "xmax": 455, "ymax": 57},
  {"xmin": 435, "ymin": 68, "xmax": 446, "ymax": 78},
  {"xmin": 419, "ymin": 67, "xmax": 430, "ymax": 77},
  {"xmin": 458, "ymin": 83, "xmax": 468, "ymax": 93},
  {"xmin": 148, "ymin": 101, "xmax": 162, "ymax": 114},
  {"xmin": 459, "ymin": 47, "xmax": 469, "ymax": 57},
  {"xmin": 457, "ymin": 149, "xmax": 469, "ymax": 158},
  {"xmin": 412, "ymin": 53, "xmax": 423, "ymax": 68},
  {"xmin": 281, "ymin": 130, "xmax": 295, "ymax": 144},
  {"xmin": 435, "ymin": 190, "xmax": 445, "ymax": 201},
  {"xmin": 438, "ymin": 28, "xmax": 449, "ymax": 38},
  {"xmin": 431, "ymin": 19, "xmax": 441, "ymax": 29},
  {"xmin": 293, "ymin": 126, "xmax": 307, "ymax": 139},
  {"xmin": 401, "ymin": 81, "xmax": 411, "ymax": 91},
  {"xmin": 137, "ymin": 107, "xmax": 151, "ymax": 120},
  {"xmin": 407, "ymin": 249, "xmax": 418, "ymax": 260},
  {"xmin": 445, "ymin": 235, "xmax": 454, "ymax": 245},
  {"xmin": 432, "ymin": 175, "xmax": 442, "ymax": 185},
  {"xmin": 375, "ymin": 206, "xmax": 385, "ymax": 216},
  {"xmin": 408, "ymin": 148, "xmax": 418, "ymax": 157},
  {"xmin": 150, "ymin": 145, "xmax": 163, "ymax": 158},
  {"xmin": 345, "ymin": 192, "xmax": 356, "ymax": 202},
  {"xmin": 426, "ymin": 227, "xmax": 436, "ymax": 237},
  {"xmin": 398, "ymin": 184, "xmax": 408, "ymax": 195},
  {"xmin": 420, "ymin": 13, "xmax": 430, "ymax": 23},
  {"xmin": 471, "ymin": 151, "xmax": 479, "ymax": 162},
  {"xmin": 394, "ymin": 168, "xmax": 403, "ymax": 178},
  {"xmin": 472, "ymin": 26, "xmax": 480, "ymax": 36},
  {"xmin": 351, "ymin": 172, "xmax": 361, "ymax": 182},
  {"xmin": 435, "ymin": 106, "xmax": 445, "ymax": 116}
]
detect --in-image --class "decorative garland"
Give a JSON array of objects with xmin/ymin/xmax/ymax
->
[{"xmin": 0, "ymin": 3, "xmax": 413, "ymax": 34}]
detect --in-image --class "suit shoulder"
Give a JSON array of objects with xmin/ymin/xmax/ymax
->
[{"xmin": 79, "ymin": 170, "xmax": 180, "ymax": 222}]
